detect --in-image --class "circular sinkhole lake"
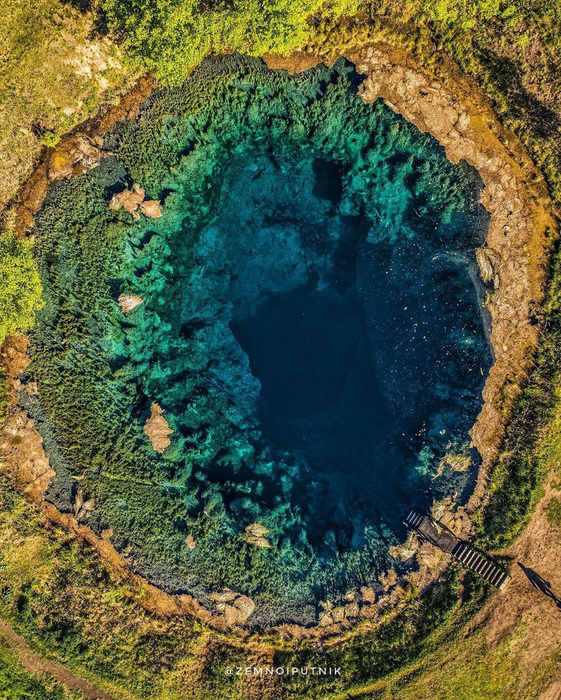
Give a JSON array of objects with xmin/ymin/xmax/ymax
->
[{"xmin": 29, "ymin": 56, "xmax": 492, "ymax": 625}]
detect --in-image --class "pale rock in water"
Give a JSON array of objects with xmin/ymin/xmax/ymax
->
[
  {"xmin": 144, "ymin": 403, "xmax": 173, "ymax": 453},
  {"xmin": 140, "ymin": 199, "xmax": 162, "ymax": 218},
  {"xmin": 476, "ymin": 246, "xmax": 500, "ymax": 284},
  {"xmin": 185, "ymin": 534, "xmax": 197, "ymax": 550},
  {"xmin": 109, "ymin": 183, "xmax": 162, "ymax": 219},
  {"xmin": 109, "ymin": 183, "xmax": 145, "ymax": 215},
  {"xmin": 244, "ymin": 523, "xmax": 271, "ymax": 548},
  {"xmin": 118, "ymin": 294, "xmax": 143, "ymax": 313}
]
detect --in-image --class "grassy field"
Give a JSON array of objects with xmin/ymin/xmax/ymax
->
[
  {"xmin": 0, "ymin": 0, "xmax": 135, "ymax": 210},
  {"xmin": 0, "ymin": 633, "xmax": 75, "ymax": 700}
]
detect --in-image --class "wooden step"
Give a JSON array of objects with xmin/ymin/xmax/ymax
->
[
  {"xmin": 405, "ymin": 509, "xmax": 424, "ymax": 529},
  {"xmin": 451, "ymin": 541, "xmax": 508, "ymax": 589}
]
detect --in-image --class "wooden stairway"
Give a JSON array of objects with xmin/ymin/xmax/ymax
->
[
  {"xmin": 404, "ymin": 509, "xmax": 424, "ymax": 530},
  {"xmin": 404, "ymin": 509, "xmax": 509, "ymax": 589},
  {"xmin": 451, "ymin": 541, "xmax": 509, "ymax": 589}
]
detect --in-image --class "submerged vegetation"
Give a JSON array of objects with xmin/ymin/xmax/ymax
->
[{"xmin": 27, "ymin": 56, "xmax": 488, "ymax": 623}]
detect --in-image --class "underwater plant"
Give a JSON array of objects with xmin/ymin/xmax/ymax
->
[{"xmin": 27, "ymin": 56, "xmax": 490, "ymax": 624}]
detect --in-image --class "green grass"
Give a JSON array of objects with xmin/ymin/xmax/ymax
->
[
  {"xmin": 334, "ymin": 624, "xmax": 560, "ymax": 699},
  {"xmin": 0, "ymin": 0, "xmax": 135, "ymax": 209},
  {"xmin": 0, "ymin": 231, "xmax": 44, "ymax": 347},
  {"xmin": 0, "ymin": 634, "xmax": 72, "ymax": 700},
  {"xmin": 3, "ymin": 467, "xmax": 550, "ymax": 700},
  {"xmin": 331, "ymin": 631, "xmax": 522, "ymax": 699},
  {"xmin": 545, "ymin": 498, "xmax": 561, "ymax": 529}
]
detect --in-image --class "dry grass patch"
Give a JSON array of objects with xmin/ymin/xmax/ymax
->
[{"xmin": 0, "ymin": 0, "xmax": 135, "ymax": 209}]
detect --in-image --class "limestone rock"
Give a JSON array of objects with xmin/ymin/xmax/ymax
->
[
  {"xmin": 109, "ymin": 183, "xmax": 162, "ymax": 219},
  {"xmin": 1, "ymin": 334, "xmax": 30, "ymax": 378},
  {"xmin": 360, "ymin": 586, "xmax": 376, "ymax": 604},
  {"xmin": 379, "ymin": 569, "xmax": 398, "ymax": 591},
  {"xmin": 209, "ymin": 589, "xmax": 239, "ymax": 603},
  {"xmin": 209, "ymin": 589, "xmax": 255, "ymax": 626},
  {"xmin": 74, "ymin": 489, "xmax": 95, "ymax": 522},
  {"xmin": 140, "ymin": 199, "xmax": 162, "ymax": 218},
  {"xmin": 48, "ymin": 150, "xmax": 74, "ymax": 180},
  {"xmin": 222, "ymin": 595, "xmax": 255, "ymax": 625},
  {"xmin": 389, "ymin": 531, "xmax": 419, "ymax": 561},
  {"xmin": 144, "ymin": 403, "xmax": 172, "ymax": 454},
  {"xmin": 118, "ymin": 294, "xmax": 143, "ymax": 313},
  {"xmin": 244, "ymin": 523, "xmax": 271, "ymax": 548},
  {"xmin": 47, "ymin": 134, "xmax": 104, "ymax": 181},
  {"xmin": 0, "ymin": 410, "xmax": 55, "ymax": 503},
  {"xmin": 318, "ymin": 609, "xmax": 333, "ymax": 626},
  {"xmin": 109, "ymin": 183, "xmax": 145, "ymax": 214},
  {"xmin": 331, "ymin": 606, "xmax": 346, "ymax": 623},
  {"xmin": 344, "ymin": 602, "xmax": 360, "ymax": 618},
  {"xmin": 476, "ymin": 247, "xmax": 501, "ymax": 283},
  {"xmin": 359, "ymin": 604, "xmax": 379, "ymax": 619}
]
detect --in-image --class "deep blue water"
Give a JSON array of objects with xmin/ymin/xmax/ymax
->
[{"xmin": 230, "ymin": 159, "xmax": 491, "ymax": 533}]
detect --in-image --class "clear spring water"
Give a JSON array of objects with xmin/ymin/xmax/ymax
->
[
  {"xmin": 30, "ymin": 56, "xmax": 492, "ymax": 623},
  {"xmin": 194, "ymin": 148, "xmax": 491, "ymax": 541}
]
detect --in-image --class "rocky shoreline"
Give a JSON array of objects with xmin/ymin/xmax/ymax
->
[{"xmin": 0, "ymin": 41, "xmax": 558, "ymax": 637}]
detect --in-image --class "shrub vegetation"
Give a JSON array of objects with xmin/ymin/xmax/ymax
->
[
  {"xmin": 103, "ymin": 0, "xmax": 361, "ymax": 82},
  {"xmin": 0, "ymin": 232, "xmax": 43, "ymax": 346}
]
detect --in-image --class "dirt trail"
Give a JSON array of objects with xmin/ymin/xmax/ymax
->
[
  {"xmin": 473, "ymin": 472, "xmax": 561, "ymax": 697},
  {"xmin": 540, "ymin": 677, "xmax": 561, "ymax": 700},
  {"xmin": 0, "ymin": 618, "xmax": 119, "ymax": 700}
]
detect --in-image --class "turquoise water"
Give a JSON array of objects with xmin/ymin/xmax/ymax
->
[{"xmin": 30, "ymin": 56, "xmax": 491, "ymax": 623}]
